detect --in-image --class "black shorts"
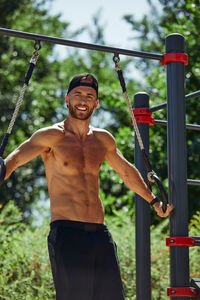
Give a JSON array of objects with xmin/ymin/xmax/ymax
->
[{"xmin": 48, "ymin": 220, "xmax": 125, "ymax": 300}]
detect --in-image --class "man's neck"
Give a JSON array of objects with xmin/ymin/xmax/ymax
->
[{"xmin": 64, "ymin": 116, "xmax": 92, "ymax": 141}]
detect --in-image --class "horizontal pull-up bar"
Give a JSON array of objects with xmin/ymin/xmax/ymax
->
[
  {"xmin": 187, "ymin": 179, "xmax": 200, "ymax": 186},
  {"xmin": 0, "ymin": 27, "xmax": 163, "ymax": 61},
  {"xmin": 154, "ymin": 120, "xmax": 200, "ymax": 131},
  {"xmin": 149, "ymin": 90, "xmax": 200, "ymax": 112}
]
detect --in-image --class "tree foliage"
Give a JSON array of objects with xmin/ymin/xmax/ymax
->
[
  {"xmin": 0, "ymin": 0, "xmax": 141, "ymax": 220},
  {"xmin": 0, "ymin": 0, "xmax": 71, "ymax": 215},
  {"xmin": 123, "ymin": 0, "xmax": 200, "ymax": 217},
  {"xmin": 0, "ymin": 0, "xmax": 200, "ymax": 298},
  {"xmin": 0, "ymin": 200, "xmax": 199, "ymax": 299},
  {"xmin": 0, "ymin": 0, "xmax": 199, "ymax": 222}
]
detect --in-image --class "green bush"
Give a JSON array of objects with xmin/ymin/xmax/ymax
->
[
  {"xmin": 0, "ymin": 201, "xmax": 55, "ymax": 300},
  {"xmin": 189, "ymin": 211, "xmax": 200, "ymax": 279},
  {"xmin": 0, "ymin": 201, "xmax": 199, "ymax": 299},
  {"xmin": 106, "ymin": 210, "xmax": 136, "ymax": 300}
]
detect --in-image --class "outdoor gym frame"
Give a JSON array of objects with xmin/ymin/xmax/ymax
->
[{"xmin": 0, "ymin": 27, "xmax": 200, "ymax": 299}]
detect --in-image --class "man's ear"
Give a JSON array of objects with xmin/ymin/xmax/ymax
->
[
  {"xmin": 65, "ymin": 94, "xmax": 69, "ymax": 107},
  {"xmin": 94, "ymin": 99, "xmax": 99, "ymax": 109}
]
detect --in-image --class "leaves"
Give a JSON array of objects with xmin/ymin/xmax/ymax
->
[
  {"xmin": 0, "ymin": 0, "xmax": 142, "ymax": 221},
  {"xmin": 1, "ymin": 0, "xmax": 199, "ymax": 223},
  {"xmin": 123, "ymin": 0, "xmax": 200, "ymax": 217},
  {"xmin": 0, "ymin": 0, "xmax": 77, "ymax": 215},
  {"xmin": 0, "ymin": 201, "xmax": 199, "ymax": 299}
]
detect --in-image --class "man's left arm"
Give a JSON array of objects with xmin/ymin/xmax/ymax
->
[{"xmin": 104, "ymin": 133, "xmax": 173, "ymax": 217}]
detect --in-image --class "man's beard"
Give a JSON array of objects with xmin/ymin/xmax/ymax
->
[{"xmin": 68, "ymin": 103, "xmax": 94, "ymax": 120}]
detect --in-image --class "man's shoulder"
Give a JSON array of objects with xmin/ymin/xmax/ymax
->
[
  {"xmin": 92, "ymin": 127, "xmax": 116, "ymax": 148},
  {"xmin": 92, "ymin": 127, "xmax": 113, "ymax": 137},
  {"xmin": 29, "ymin": 122, "xmax": 65, "ymax": 151},
  {"xmin": 32, "ymin": 122, "xmax": 65, "ymax": 145},
  {"xmin": 36, "ymin": 122, "xmax": 65, "ymax": 135}
]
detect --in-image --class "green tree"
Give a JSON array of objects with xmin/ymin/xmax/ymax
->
[
  {"xmin": 0, "ymin": 201, "xmax": 199, "ymax": 299},
  {"xmin": 123, "ymin": 0, "xmax": 200, "ymax": 218},
  {"xmin": 0, "ymin": 1, "xmax": 142, "ymax": 220},
  {"xmin": 0, "ymin": 0, "xmax": 77, "ymax": 215}
]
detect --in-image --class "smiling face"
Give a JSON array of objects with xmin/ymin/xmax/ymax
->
[{"xmin": 65, "ymin": 85, "xmax": 99, "ymax": 120}]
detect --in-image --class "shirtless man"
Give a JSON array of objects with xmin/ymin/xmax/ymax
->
[{"xmin": 2, "ymin": 73, "xmax": 173, "ymax": 300}]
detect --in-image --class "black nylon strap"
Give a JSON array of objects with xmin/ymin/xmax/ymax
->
[
  {"xmin": 0, "ymin": 133, "xmax": 10, "ymax": 157},
  {"xmin": 141, "ymin": 149, "xmax": 153, "ymax": 173},
  {"xmin": 149, "ymin": 197, "xmax": 160, "ymax": 206},
  {"xmin": 0, "ymin": 157, "xmax": 6, "ymax": 185},
  {"xmin": 24, "ymin": 63, "xmax": 35, "ymax": 85},
  {"xmin": 116, "ymin": 69, "xmax": 126, "ymax": 93},
  {"xmin": 0, "ymin": 134, "xmax": 8, "ymax": 185}
]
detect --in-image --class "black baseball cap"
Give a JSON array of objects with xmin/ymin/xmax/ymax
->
[{"xmin": 67, "ymin": 73, "xmax": 98, "ymax": 97}]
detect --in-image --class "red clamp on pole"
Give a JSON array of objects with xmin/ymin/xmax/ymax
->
[
  {"xmin": 167, "ymin": 287, "xmax": 198, "ymax": 297},
  {"xmin": 166, "ymin": 237, "xmax": 196, "ymax": 247},
  {"xmin": 160, "ymin": 53, "xmax": 188, "ymax": 66},
  {"xmin": 133, "ymin": 108, "xmax": 155, "ymax": 125}
]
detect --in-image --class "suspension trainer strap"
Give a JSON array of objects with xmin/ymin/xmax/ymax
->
[
  {"xmin": 0, "ymin": 41, "xmax": 41, "ymax": 186},
  {"xmin": 113, "ymin": 53, "xmax": 168, "ymax": 213},
  {"xmin": 113, "ymin": 55, "xmax": 146, "ymax": 152},
  {"xmin": 113, "ymin": 54, "xmax": 153, "ymax": 171},
  {"xmin": 0, "ymin": 158, "xmax": 6, "ymax": 183}
]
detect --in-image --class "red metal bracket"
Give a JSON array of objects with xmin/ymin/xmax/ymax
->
[
  {"xmin": 133, "ymin": 108, "xmax": 155, "ymax": 125},
  {"xmin": 166, "ymin": 237, "xmax": 196, "ymax": 247},
  {"xmin": 160, "ymin": 53, "xmax": 188, "ymax": 66},
  {"xmin": 167, "ymin": 287, "xmax": 197, "ymax": 297}
]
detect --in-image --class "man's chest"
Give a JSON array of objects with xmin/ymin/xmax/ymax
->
[{"xmin": 49, "ymin": 135, "xmax": 107, "ymax": 171}]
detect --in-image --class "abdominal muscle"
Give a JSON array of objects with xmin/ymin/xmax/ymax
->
[
  {"xmin": 41, "ymin": 125, "xmax": 107, "ymax": 224},
  {"xmin": 47, "ymin": 170, "xmax": 105, "ymax": 224}
]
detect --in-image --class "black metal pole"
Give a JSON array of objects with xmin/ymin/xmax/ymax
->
[
  {"xmin": 0, "ymin": 27, "xmax": 162, "ymax": 60},
  {"xmin": 166, "ymin": 34, "xmax": 189, "ymax": 300},
  {"xmin": 134, "ymin": 92, "xmax": 151, "ymax": 300}
]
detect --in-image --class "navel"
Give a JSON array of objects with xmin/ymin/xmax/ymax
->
[
  {"xmin": 85, "ymin": 200, "xmax": 90, "ymax": 207},
  {"xmin": 64, "ymin": 161, "xmax": 68, "ymax": 166}
]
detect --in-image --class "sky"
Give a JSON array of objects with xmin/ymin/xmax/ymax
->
[{"xmin": 46, "ymin": 0, "xmax": 153, "ymax": 58}]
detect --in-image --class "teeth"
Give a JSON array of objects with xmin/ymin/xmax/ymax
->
[{"xmin": 77, "ymin": 107, "xmax": 87, "ymax": 111}]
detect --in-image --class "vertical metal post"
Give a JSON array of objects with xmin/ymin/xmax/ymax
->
[
  {"xmin": 134, "ymin": 92, "xmax": 151, "ymax": 300},
  {"xmin": 166, "ymin": 34, "xmax": 189, "ymax": 300}
]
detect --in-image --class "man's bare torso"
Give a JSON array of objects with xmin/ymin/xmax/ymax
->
[{"xmin": 41, "ymin": 122, "xmax": 109, "ymax": 223}]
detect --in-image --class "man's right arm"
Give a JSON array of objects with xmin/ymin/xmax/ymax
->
[{"xmin": 3, "ymin": 127, "xmax": 60, "ymax": 180}]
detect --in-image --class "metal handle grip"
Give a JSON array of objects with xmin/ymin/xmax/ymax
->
[{"xmin": 151, "ymin": 173, "xmax": 168, "ymax": 213}]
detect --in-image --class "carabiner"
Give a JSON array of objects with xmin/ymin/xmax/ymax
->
[
  {"xmin": 34, "ymin": 40, "xmax": 41, "ymax": 51},
  {"xmin": 113, "ymin": 53, "xmax": 120, "ymax": 64}
]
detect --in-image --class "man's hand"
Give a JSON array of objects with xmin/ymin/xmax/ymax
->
[{"xmin": 153, "ymin": 201, "xmax": 174, "ymax": 217}]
